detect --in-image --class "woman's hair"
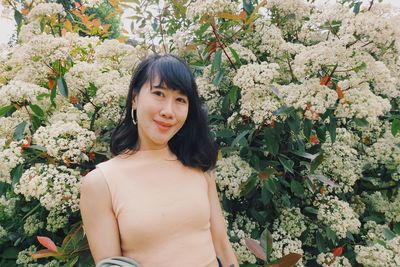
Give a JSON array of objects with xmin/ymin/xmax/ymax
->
[{"xmin": 110, "ymin": 54, "xmax": 218, "ymax": 171}]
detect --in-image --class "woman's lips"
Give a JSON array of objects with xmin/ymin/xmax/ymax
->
[{"xmin": 154, "ymin": 120, "xmax": 172, "ymax": 131}]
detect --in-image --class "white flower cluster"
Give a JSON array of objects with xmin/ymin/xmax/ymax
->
[
  {"xmin": 363, "ymin": 221, "xmax": 390, "ymax": 242},
  {"xmin": 334, "ymin": 78, "xmax": 391, "ymax": 125},
  {"xmin": 279, "ymin": 78, "xmax": 337, "ymax": 121},
  {"xmin": 232, "ymin": 62, "xmax": 282, "ymax": 125},
  {"xmin": 64, "ymin": 61, "xmax": 103, "ymax": 98},
  {"xmin": 196, "ymin": 76, "xmax": 220, "ymax": 113},
  {"xmin": 27, "ymin": 3, "xmax": 65, "ymax": 22},
  {"xmin": 385, "ymin": 193, "xmax": 400, "ymax": 224},
  {"xmin": 0, "ymin": 225, "xmax": 7, "ymax": 244},
  {"xmin": 81, "ymin": 0, "xmax": 104, "ymax": 8},
  {"xmin": 265, "ymin": 0, "xmax": 311, "ymax": 27},
  {"xmin": 229, "ymin": 213, "xmax": 258, "ymax": 264},
  {"xmin": 355, "ymin": 236, "xmax": 400, "ymax": 267},
  {"xmin": 46, "ymin": 208, "xmax": 69, "ymax": 232},
  {"xmin": 316, "ymin": 195, "xmax": 361, "ymax": 239},
  {"xmin": 292, "ymin": 41, "xmax": 348, "ymax": 80},
  {"xmin": 316, "ymin": 252, "xmax": 351, "ymax": 267},
  {"xmin": 224, "ymin": 43, "xmax": 257, "ymax": 64},
  {"xmin": 186, "ymin": 0, "xmax": 237, "ymax": 20},
  {"xmin": 215, "ymin": 155, "xmax": 254, "ymax": 199},
  {"xmin": 24, "ymin": 213, "xmax": 44, "ymax": 236},
  {"xmin": 272, "ymin": 207, "xmax": 306, "ymax": 238},
  {"xmin": 271, "ymin": 229, "xmax": 304, "ymax": 266},
  {"xmin": 48, "ymin": 104, "xmax": 90, "ymax": 128},
  {"xmin": 94, "ymin": 39, "xmax": 145, "ymax": 74},
  {"xmin": 9, "ymin": 34, "xmax": 70, "ymax": 83},
  {"xmin": 0, "ymin": 194, "xmax": 17, "ymax": 220},
  {"xmin": 365, "ymin": 128, "xmax": 400, "ymax": 181},
  {"xmin": 32, "ymin": 121, "xmax": 96, "ymax": 164},
  {"xmin": 0, "ymin": 80, "xmax": 48, "ymax": 107},
  {"xmin": 233, "ymin": 62, "xmax": 280, "ymax": 91},
  {"xmin": 0, "ymin": 140, "xmax": 26, "ymax": 184},
  {"xmin": 315, "ymin": 128, "xmax": 363, "ymax": 192},
  {"xmin": 361, "ymin": 192, "xmax": 390, "ymax": 214},
  {"xmin": 19, "ymin": 20, "xmax": 42, "ymax": 43},
  {"xmin": 64, "ymin": 32, "xmax": 100, "ymax": 62},
  {"xmin": 14, "ymin": 164, "xmax": 81, "ymax": 213}
]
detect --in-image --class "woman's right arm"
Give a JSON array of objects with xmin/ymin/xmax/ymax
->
[{"xmin": 79, "ymin": 168, "xmax": 122, "ymax": 264}]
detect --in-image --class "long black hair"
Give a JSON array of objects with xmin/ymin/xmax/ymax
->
[{"xmin": 110, "ymin": 54, "xmax": 218, "ymax": 172}]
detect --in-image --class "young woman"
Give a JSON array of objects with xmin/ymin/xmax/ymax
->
[{"xmin": 79, "ymin": 54, "xmax": 239, "ymax": 267}]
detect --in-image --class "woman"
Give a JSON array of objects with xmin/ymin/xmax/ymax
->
[{"xmin": 79, "ymin": 54, "xmax": 239, "ymax": 267}]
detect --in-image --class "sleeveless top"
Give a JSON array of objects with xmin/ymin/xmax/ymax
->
[{"xmin": 96, "ymin": 146, "xmax": 219, "ymax": 267}]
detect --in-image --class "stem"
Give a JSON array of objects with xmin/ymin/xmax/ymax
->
[
  {"xmin": 210, "ymin": 20, "xmax": 237, "ymax": 70},
  {"xmin": 157, "ymin": 4, "xmax": 167, "ymax": 53},
  {"xmin": 368, "ymin": 0, "xmax": 374, "ymax": 11},
  {"xmin": 286, "ymin": 53, "xmax": 296, "ymax": 82}
]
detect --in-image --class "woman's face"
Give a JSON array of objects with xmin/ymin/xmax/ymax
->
[{"xmin": 132, "ymin": 77, "xmax": 189, "ymax": 150}]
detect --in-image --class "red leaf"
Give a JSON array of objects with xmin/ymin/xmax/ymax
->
[
  {"xmin": 244, "ymin": 238, "xmax": 266, "ymax": 261},
  {"xmin": 332, "ymin": 246, "xmax": 344, "ymax": 257},
  {"xmin": 320, "ymin": 75, "xmax": 331, "ymax": 86},
  {"xmin": 37, "ymin": 236, "xmax": 58, "ymax": 252},
  {"xmin": 336, "ymin": 84, "xmax": 345, "ymax": 99},
  {"xmin": 31, "ymin": 249, "xmax": 62, "ymax": 260},
  {"xmin": 274, "ymin": 253, "xmax": 302, "ymax": 267}
]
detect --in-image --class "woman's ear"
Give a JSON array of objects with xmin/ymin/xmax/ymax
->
[{"xmin": 132, "ymin": 94, "xmax": 137, "ymax": 109}]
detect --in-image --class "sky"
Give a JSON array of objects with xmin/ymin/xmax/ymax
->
[{"xmin": 1, "ymin": 0, "xmax": 400, "ymax": 45}]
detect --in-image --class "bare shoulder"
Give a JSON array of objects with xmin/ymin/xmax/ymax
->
[{"xmin": 80, "ymin": 168, "xmax": 109, "ymax": 197}]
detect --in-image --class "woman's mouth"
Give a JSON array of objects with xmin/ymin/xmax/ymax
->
[{"xmin": 154, "ymin": 120, "xmax": 172, "ymax": 131}]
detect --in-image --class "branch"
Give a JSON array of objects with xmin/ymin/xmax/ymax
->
[
  {"xmin": 210, "ymin": 20, "xmax": 237, "ymax": 70},
  {"xmin": 368, "ymin": 0, "xmax": 374, "ymax": 11}
]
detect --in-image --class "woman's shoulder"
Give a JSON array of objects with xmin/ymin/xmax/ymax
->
[{"xmin": 80, "ymin": 168, "xmax": 108, "ymax": 197}]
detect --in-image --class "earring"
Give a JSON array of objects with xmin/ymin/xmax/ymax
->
[{"xmin": 131, "ymin": 108, "xmax": 137, "ymax": 125}]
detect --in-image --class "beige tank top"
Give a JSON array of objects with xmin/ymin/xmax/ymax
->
[{"xmin": 96, "ymin": 146, "xmax": 218, "ymax": 267}]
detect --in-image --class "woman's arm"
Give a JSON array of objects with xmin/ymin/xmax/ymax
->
[
  {"xmin": 79, "ymin": 168, "xmax": 122, "ymax": 263},
  {"xmin": 205, "ymin": 171, "xmax": 239, "ymax": 267}
]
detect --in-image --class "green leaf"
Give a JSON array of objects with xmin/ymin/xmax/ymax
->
[
  {"xmin": 353, "ymin": 118, "xmax": 368, "ymax": 127},
  {"xmin": 243, "ymin": 0, "xmax": 254, "ymax": 14},
  {"xmin": 212, "ymin": 70, "xmax": 224, "ymax": 86},
  {"xmin": 274, "ymin": 253, "xmax": 302, "ymax": 267},
  {"xmin": 0, "ymin": 105, "xmax": 15, "ymax": 117},
  {"xmin": 57, "ymin": 76, "xmax": 69, "ymax": 97},
  {"xmin": 64, "ymin": 256, "xmax": 79, "ymax": 267},
  {"xmin": 211, "ymin": 49, "xmax": 222, "ymax": 73},
  {"xmin": 228, "ymin": 47, "xmax": 241, "ymax": 66},
  {"xmin": 1, "ymin": 247, "xmax": 19, "ymax": 259},
  {"xmin": 392, "ymin": 118, "xmax": 400, "ymax": 136},
  {"xmin": 325, "ymin": 227, "xmax": 337, "ymax": 242},
  {"xmin": 310, "ymin": 153, "xmax": 324, "ymax": 173},
  {"xmin": 273, "ymin": 106, "xmax": 294, "ymax": 116},
  {"xmin": 28, "ymin": 145, "xmax": 47, "ymax": 152},
  {"xmin": 393, "ymin": 223, "xmax": 400, "ymax": 234},
  {"xmin": 231, "ymin": 130, "xmax": 249, "ymax": 147},
  {"xmin": 215, "ymin": 129, "xmax": 235, "ymax": 138},
  {"xmin": 87, "ymin": 82, "xmax": 97, "ymax": 97},
  {"xmin": 289, "ymin": 150, "xmax": 318, "ymax": 161},
  {"xmin": 287, "ymin": 115, "xmax": 300, "ymax": 135},
  {"xmin": 260, "ymin": 228, "xmax": 273, "ymax": 260},
  {"xmin": 263, "ymin": 177, "xmax": 279, "ymax": 194},
  {"xmin": 31, "ymin": 115, "xmax": 42, "ymax": 131},
  {"xmin": 303, "ymin": 119, "xmax": 312, "ymax": 140},
  {"xmin": 11, "ymin": 164, "xmax": 23, "ymax": 187},
  {"xmin": 290, "ymin": 180, "xmax": 304, "ymax": 196},
  {"xmin": 278, "ymin": 156, "xmax": 294, "ymax": 174},
  {"xmin": 316, "ymin": 233, "xmax": 327, "ymax": 252},
  {"xmin": 50, "ymin": 86, "xmax": 57, "ymax": 108},
  {"xmin": 13, "ymin": 121, "xmax": 27, "ymax": 140},
  {"xmin": 240, "ymin": 175, "xmax": 257, "ymax": 197},
  {"xmin": 383, "ymin": 228, "xmax": 396, "ymax": 240},
  {"xmin": 197, "ymin": 22, "xmax": 210, "ymax": 36},
  {"xmin": 14, "ymin": 10, "xmax": 23, "ymax": 34},
  {"xmin": 304, "ymin": 207, "xmax": 318, "ymax": 214},
  {"xmin": 328, "ymin": 117, "xmax": 336, "ymax": 143},
  {"xmin": 264, "ymin": 128, "xmax": 280, "ymax": 156},
  {"xmin": 29, "ymin": 104, "xmax": 45, "ymax": 118},
  {"xmin": 353, "ymin": 2, "xmax": 362, "ymax": 14},
  {"xmin": 228, "ymin": 87, "xmax": 238, "ymax": 107}
]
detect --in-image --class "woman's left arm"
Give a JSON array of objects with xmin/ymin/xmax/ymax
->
[{"xmin": 205, "ymin": 171, "xmax": 239, "ymax": 267}]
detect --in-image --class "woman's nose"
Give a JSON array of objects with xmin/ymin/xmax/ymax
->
[{"xmin": 160, "ymin": 98, "xmax": 174, "ymax": 118}]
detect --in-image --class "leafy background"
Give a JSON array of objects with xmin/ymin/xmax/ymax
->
[{"xmin": 0, "ymin": 0, "xmax": 399, "ymax": 266}]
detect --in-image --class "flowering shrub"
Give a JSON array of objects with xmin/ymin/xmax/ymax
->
[{"xmin": 0, "ymin": 0, "xmax": 399, "ymax": 266}]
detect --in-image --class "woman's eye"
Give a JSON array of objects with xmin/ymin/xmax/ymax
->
[
  {"xmin": 153, "ymin": 91, "xmax": 164, "ymax": 97},
  {"xmin": 177, "ymin": 98, "xmax": 187, "ymax": 104}
]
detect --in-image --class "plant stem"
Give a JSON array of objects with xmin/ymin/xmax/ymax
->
[{"xmin": 210, "ymin": 20, "xmax": 237, "ymax": 70}]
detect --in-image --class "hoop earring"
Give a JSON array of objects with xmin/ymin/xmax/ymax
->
[{"xmin": 131, "ymin": 108, "xmax": 137, "ymax": 125}]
